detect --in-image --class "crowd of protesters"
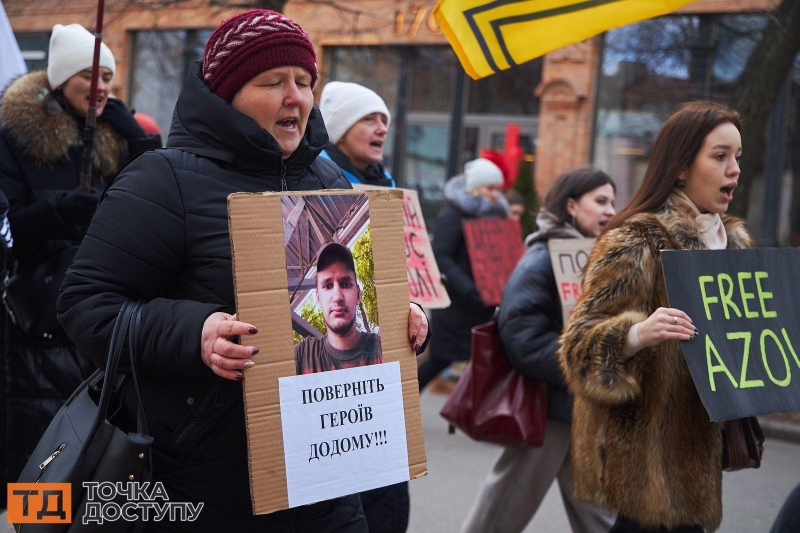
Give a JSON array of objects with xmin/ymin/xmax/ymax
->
[{"xmin": 0, "ymin": 7, "xmax": 798, "ymax": 533}]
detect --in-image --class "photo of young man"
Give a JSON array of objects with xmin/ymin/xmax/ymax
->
[{"xmin": 294, "ymin": 242, "xmax": 383, "ymax": 374}]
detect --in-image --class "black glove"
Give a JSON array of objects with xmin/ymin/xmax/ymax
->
[
  {"xmin": 56, "ymin": 191, "xmax": 101, "ymax": 227},
  {"xmin": 100, "ymin": 98, "xmax": 147, "ymax": 141}
]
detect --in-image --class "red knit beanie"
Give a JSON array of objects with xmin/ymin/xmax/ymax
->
[{"xmin": 202, "ymin": 9, "xmax": 318, "ymax": 103}]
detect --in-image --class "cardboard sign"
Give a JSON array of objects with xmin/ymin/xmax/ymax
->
[
  {"xmin": 662, "ymin": 248, "xmax": 800, "ymax": 421},
  {"xmin": 402, "ymin": 190, "xmax": 451, "ymax": 308},
  {"xmin": 548, "ymin": 238, "xmax": 596, "ymax": 324},
  {"xmin": 462, "ymin": 218, "xmax": 524, "ymax": 306},
  {"xmin": 228, "ymin": 189, "xmax": 427, "ymax": 515},
  {"xmin": 353, "ymin": 184, "xmax": 451, "ymax": 309},
  {"xmin": 279, "ymin": 362, "xmax": 409, "ymax": 508}
]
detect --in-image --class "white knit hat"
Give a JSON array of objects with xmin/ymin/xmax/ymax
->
[
  {"xmin": 464, "ymin": 158, "xmax": 504, "ymax": 192},
  {"xmin": 319, "ymin": 81, "xmax": 391, "ymax": 144},
  {"xmin": 47, "ymin": 24, "xmax": 116, "ymax": 90}
]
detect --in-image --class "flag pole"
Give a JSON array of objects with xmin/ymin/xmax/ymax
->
[{"xmin": 79, "ymin": 0, "xmax": 106, "ymax": 193}]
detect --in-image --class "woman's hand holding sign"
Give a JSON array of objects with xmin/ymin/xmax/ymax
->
[
  {"xmin": 408, "ymin": 304, "xmax": 429, "ymax": 354},
  {"xmin": 637, "ymin": 307, "xmax": 698, "ymax": 348},
  {"xmin": 201, "ymin": 312, "xmax": 259, "ymax": 381}
]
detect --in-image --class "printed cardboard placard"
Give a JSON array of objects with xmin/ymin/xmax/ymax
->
[
  {"xmin": 402, "ymin": 190, "xmax": 451, "ymax": 308},
  {"xmin": 548, "ymin": 238, "xmax": 596, "ymax": 324},
  {"xmin": 462, "ymin": 218, "xmax": 524, "ymax": 306},
  {"xmin": 661, "ymin": 248, "xmax": 800, "ymax": 421},
  {"xmin": 352, "ymin": 184, "xmax": 451, "ymax": 309},
  {"xmin": 228, "ymin": 189, "xmax": 427, "ymax": 515}
]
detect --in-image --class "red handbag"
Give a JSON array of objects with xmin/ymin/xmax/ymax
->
[
  {"xmin": 440, "ymin": 316, "xmax": 548, "ymax": 447},
  {"xmin": 722, "ymin": 416, "xmax": 765, "ymax": 471}
]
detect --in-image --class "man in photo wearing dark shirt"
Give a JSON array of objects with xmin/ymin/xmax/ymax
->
[{"xmin": 295, "ymin": 242, "xmax": 382, "ymax": 374}]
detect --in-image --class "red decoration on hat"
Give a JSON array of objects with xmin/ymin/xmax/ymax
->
[{"xmin": 479, "ymin": 123, "xmax": 524, "ymax": 190}]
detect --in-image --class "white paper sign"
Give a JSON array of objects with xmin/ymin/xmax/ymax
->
[
  {"xmin": 548, "ymin": 238, "xmax": 596, "ymax": 324},
  {"xmin": 278, "ymin": 361, "xmax": 410, "ymax": 508}
]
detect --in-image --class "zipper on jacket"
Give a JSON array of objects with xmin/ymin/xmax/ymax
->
[
  {"xmin": 173, "ymin": 378, "xmax": 222, "ymax": 448},
  {"xmin": 279, "ymin": 146, "xmax": 309, "ymax": 191}
]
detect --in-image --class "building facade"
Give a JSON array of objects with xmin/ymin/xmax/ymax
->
[{"xmin": 5, "ymin": 0, "xmax": 797, "ymax": 243}]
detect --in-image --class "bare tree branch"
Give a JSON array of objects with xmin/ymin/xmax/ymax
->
[{"xmin": 729, "ymin": 0, "xmax": 800, "ymax": 218}]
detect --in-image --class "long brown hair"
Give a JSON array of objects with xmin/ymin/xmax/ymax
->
[{"xmin": 605, "ymin": 101, "xmax": 741, "ymax": 232}]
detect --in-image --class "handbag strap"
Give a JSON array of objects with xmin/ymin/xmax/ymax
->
[
  {"xmin": 126, "ymin": 303, "xmax": 150, "ymax": 435},
  {"xmin": 86, "ymin": 301, "xmax": 138, "ymax": 442}
]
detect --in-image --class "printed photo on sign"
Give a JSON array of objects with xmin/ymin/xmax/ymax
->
[{"xmin": 283, "ymin": 194, "xmax": 383, "ymax": 375}]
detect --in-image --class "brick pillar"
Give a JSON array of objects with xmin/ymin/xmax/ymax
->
[{"xmin": 533, "ymin": 39, "xmax": 599, "ymax": 199}]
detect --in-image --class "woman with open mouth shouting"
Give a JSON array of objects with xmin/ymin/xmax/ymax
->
[
  {"xmin": 319, "ymin": 81, "xmax": 395, "ymax": 188},
  {"xmin": 559, "ymin": 101, "xmax": 752, "ymax": 533}
]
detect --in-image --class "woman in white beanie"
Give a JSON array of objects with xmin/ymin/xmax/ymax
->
[
  {"xmin": 319, "ymin": 81, "xmax": 395, "ymax": 187},
  {"xmin": 0, "ymin": 23, "xmax": 159, "ymax": 483},
  {"xmin": 419, "ymin": 158, "xmax": 509, "ymax": 391}
]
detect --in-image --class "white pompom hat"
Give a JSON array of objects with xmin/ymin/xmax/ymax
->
[
  {"xmin": 319, "ymin": 81, "xmax": 391, "ymax": 144},
  {"xmin": 47, "ymin": 24, "xmax": 116, "ymax": 90},
  {"xmin": 464, "ymin": 158, "xmax": 504, "ymax": 192}
]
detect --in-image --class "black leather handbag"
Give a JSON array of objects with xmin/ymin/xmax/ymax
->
[
  {"xmin": 2, "ymin": 246, "xmax": 78, "ymax": 339},
  {"xmin": 14, "ymin": 300, "xmax": 153, "ymax": 532}
]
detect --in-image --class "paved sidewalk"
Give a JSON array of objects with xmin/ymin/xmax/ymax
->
[{"xmin": 760, "ymin": 411, "xmax": 800, "ymax": 443}]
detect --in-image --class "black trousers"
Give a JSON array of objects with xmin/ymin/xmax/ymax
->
[
  {"xmin": 417, "ymin": 358, "xmax": 450, "ymax": 392},
  {"xmin": 609, "ymin": 516, "xmax": 703, "ymax": 533}
]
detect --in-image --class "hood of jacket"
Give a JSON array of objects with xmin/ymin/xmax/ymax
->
[
  {"xmin": 524, "ymin": 208, "xmax": 584, "ymax": 246},
  {"xmin": 0, "ymin": 71, "xmax": 125, "ymax": 177},
  {"xmin": 443, "ymin": 174, "xmax": 508, "ymax": 218},
  {"xmin": 167, "ymin": 61, "xmax": 329, "ymax": 178}
]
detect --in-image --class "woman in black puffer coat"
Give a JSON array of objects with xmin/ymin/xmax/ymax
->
[
  {"xmin": 461, "ymin": 169, "xmax": 617, "ymax": 533},
  {"xmin": 0, "ymin": 23, "xmax": 158, "ymax": 486},
  {"xmin": 419, "ymin": 158, "xmax": 508, "ymax": 391},
  {"xmin": 58, "ymin": 10, "xmax": 428, "ymax": 532}
]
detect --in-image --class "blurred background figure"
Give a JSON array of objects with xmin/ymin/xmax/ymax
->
[
  {"xmin": 0, "ymin": 22, "xmax": 159, "ymax": 485},
  {"xmin": 461, "ymin": 168, "xmax": 617, "ymax": 533},
  {"xmin": 319, "ymin": 81, "xmax": 395, "ymax": 187},
  {"xmin": 419, "ymin": 158, "xmax": 508, "ymax": 392},
  {"xmin": 504, "ymin": 188, "xmax": 526, "ymax": 222},
  {"xmin": 134, "ymin": 111, "xmax": 163, "ymax": 144}
]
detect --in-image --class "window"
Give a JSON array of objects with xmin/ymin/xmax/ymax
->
[
  {"xmin": 14, "ymin": 32, "xmax": 49, "ymax": 72},
  {"xmin": 128, "ymin": 29, "xmax": 212, "ymax": 137},
  {"xmin": 593, "ymin": 14, "xmax": 769, "ymax": 203}
]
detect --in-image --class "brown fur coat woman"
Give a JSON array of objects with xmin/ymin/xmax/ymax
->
[{"xmin": 559, "ymin": 203, "xmax": 753, "ymax": 531}]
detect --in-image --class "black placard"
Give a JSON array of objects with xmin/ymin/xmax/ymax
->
[{"xmin": 661, "ymin": 248, "xmax": 800, "ymax": 421}]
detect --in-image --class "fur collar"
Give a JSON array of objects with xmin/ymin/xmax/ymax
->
[
  {"xmin": 0, "ymin": 71, "xmax": 125, "ymax": 177},
  {"xmin": 444, "ymin": 174, "xmax": 509, "ymax": 218},
  {"xmin": 627, "ymin": 203, "xmax": 753, "ymax": 251}
]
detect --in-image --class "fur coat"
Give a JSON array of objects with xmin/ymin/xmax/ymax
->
[
  {"xmin": 558, "ymin": 203, "xmax": 753, "ymax": 531},
  {"xmin": 1, "ymin": 71, "xmax": 126, "ymax": 181},
  {"xmin": 0, "ymin": 71, "xmax": 127, "ymax": 483}
]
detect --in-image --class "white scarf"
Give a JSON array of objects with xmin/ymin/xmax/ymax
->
[{"xmin": 667, "ymin": 189, "xmax": 727, "ymax": 250}]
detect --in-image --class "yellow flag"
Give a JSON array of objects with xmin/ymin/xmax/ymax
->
[{"xmin": 433, "ymin": 0, "xmax": 697, "ymax": 79}]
